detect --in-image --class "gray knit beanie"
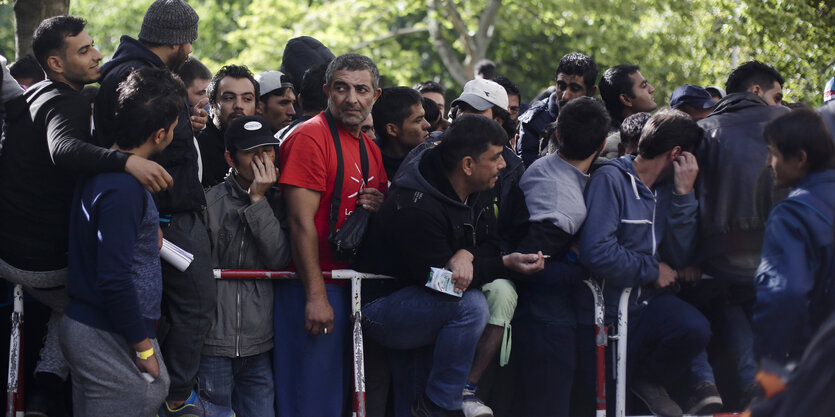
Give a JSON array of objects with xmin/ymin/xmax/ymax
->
[{"xmin": 139, "ymin": 0, "xmax": 199, "ymax": 45}]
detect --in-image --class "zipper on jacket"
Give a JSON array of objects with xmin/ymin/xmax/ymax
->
[{"xmin": 235, "ymin": 223, "xmax": 248, "ymax": 357}]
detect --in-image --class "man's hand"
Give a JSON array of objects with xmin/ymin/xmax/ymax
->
[
  {"xmin": 446, "ymin": 249, "xmax": 474, "ymax": 293},
  {"xmin": 190, "ymin": 97, "xmax": 209, "ymax": 133},
  {"xmin": 132, "ymin": 339, "xmax": 159, "ymax": 378},
  {"xmin": 125, "ymin": 155, "xmax": 173, "ymax": 193},
  {"xmin": 678, "ymin": 265, "xmax": 702, "ymax": 283},
  {"xmin": 357, "ymin": 187, "xmax": 384, "ymax": 212},
  {"xmin": 673, "ymin": 151, "xmax": 699, "ymax": 195},
  {"xmin": 656, "ymin": 262, "xmax": 677, "ymax": 288},
  {"xmin": 305, "ymin": 295, "xmax": 334, "ymax": 336},
  {"xmin": 248, "ymin": 154, "xmax": 278, "ymax": 203},
  {"xmin": 158, "ymin": 226, "xmax": 163, "ymax": 249},
  {"xmin": 503, "ymin": 251, "xmax": 546, "ymax": 275}
]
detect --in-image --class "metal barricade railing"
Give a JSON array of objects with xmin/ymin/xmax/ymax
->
[
  {"xmin": 6, "ymin": 284, "xmax": 23, "ymax": 417},
  {"xmin": 215, "ymin": 269, "xmax": 392, "ymax": 417}
]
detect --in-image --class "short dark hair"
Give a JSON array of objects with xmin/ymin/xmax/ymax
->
[
  {"xmin": 114, "ymin": 67, "xmax": 185, "ymax": 150},
  {"xmin": 437, "ymin": 114, "xmax": 506, "ymax": 172},
  {"xmin": 638, "ymin": 108, "xmax": 703, "ymax": 159},
  {"xmin": 422, "ymin": 97, "xmax": 441, "ymax": 130},
  {"xmin": 177, "ymin": 56, "xmax": 211, "ymax": 88},
  {"xmin": 325, "ymin": 53, "xmax": 379, "ymax": 90},
  {"xmin": 764, "ymin": 109, "xmax": 835, "ymax": 173},
  {"xmin": 372, "ymin": 87, "xmax": 424, "ymax": 144},
  {"xmin": 619, "ymin": 112, "xmax": 652, "ymax": 151},
  {"xmin": 207, "ymin": 64, "xmax": 259, "ymax": 106},
  {"xmin": 413, "ymin": 80, "xmax": 445, "ymax": 96},
  {"xmin": 599, "ymin": 64, "xmax": 640, "ymax": 121},
  {"xmin": 474, "ymin": 60, "xmax": 496, "ymax": 80},
  {"xmin": 493, "ymin": 76, "xmax": 520, "ymax": 100},
  {"xmin": 725, "ymin": 60, "xmax": 784, "ymax": 94},
  {"xmin": 299, "ymin": 60, "xmax": 330, "ymax": 113},
  {"xmin": 555, "ymin": 97, "xmax": 610, "ymax": 160},
  {"xmin": 32, "ymin": 16, "xmax": 87, "ymax": 71},
  {"xmin": 9, "ymin": 55, "xmax": 45, "ymax": 83},
  {"xmin": 555, "ymin": 52, "xmax": 598, "ymax": 92}
]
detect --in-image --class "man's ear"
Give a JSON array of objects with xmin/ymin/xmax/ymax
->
[
  {"xmin": 669, "ymin": 145, "xmax": 682, "ymax": 161},
  {"xmin": 461, "ymin": 156, "xmax": 475, "ymax": 176},
  {"xmin": 620, "ymin": 93, "xmax": 632, "ymax": 108},
  {"xmin": 372, "ymin": 87, "xmax": 382, "ymax": 104},
  {"xmin": 797, "ymin": 149, "xmax": 809, "ymax": 168},
  {"xmin": 224, "ymin": 150, "xmax": 235, "ymax": 169},
  {"xmin": 256, "ymin": 100, "xmax": 265, "ymax": 116},
  {"xmin": 587, "ymin": 86, "xmax": 597, "ymax": 97},
  {"xmin": 749, "ymin": 84, "xmax": 763, "ymax": 97},
  {"xmin": 152, "ymin": 127, "xmax": 167, "ymax": 145},
  {"xmin": 385, "ymin": 122, "xmax": 398, "ymax": 139},
  {"xmin": 322, "ymin": 83, "xmax": 330, "ymax": 98},
  {"xmin": 46, "ymin": 55, "xmax": 63, "ymax": 75}
]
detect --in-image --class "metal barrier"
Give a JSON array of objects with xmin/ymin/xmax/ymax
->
[{"xmin": 215, "ymin": 269, "xmax": 392, "ymax": 417}]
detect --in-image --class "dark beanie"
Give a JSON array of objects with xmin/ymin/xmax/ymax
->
[{"xmin": 139, "ymin": 0, "xmax": 199, "ymax": 45}]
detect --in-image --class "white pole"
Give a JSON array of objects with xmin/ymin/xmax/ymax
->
[{"xmin": 616, "ymin": 288, "xmax": 632, "ymax": 417}]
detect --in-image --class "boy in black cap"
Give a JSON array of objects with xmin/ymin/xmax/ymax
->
[{"xmin": 199, "ymin": 115, "xmax": 290, "ymax": 417}]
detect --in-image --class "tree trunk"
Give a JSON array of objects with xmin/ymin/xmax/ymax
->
[{"xmin": 14, "ymin": 0, "xmax": 71, "ymax": 60}]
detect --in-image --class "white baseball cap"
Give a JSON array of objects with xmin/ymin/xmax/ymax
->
[
  {"xmin": 254, "ymin": 70, "xmax": 294, "ymax": 97},
  {"xmin": 450, "ymin": 78, "xmax": 509, "ymax": 112}
]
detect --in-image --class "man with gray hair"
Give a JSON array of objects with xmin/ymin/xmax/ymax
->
[{"xmin": 276, "ymin": 53, "xmax": 388, "ymax": 416}]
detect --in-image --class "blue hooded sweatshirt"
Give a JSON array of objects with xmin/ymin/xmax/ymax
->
[
  {"xmin": 753, "ymin": 169, "xmax": 835, "ymax": 365},
  {"xmin": 579, "ymin": 155, "xmax": 698, "ymax": 322}
]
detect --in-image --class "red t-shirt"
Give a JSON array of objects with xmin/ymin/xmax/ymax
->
[{"xmin": 278, "ymin": 112, "xmax": 388, "ymax": 279}]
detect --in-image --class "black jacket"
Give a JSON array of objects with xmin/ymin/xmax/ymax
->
[
  {"xmin": 695, "ymin": 92, "xmax": 789, "ymax": 278},
  {"xmin": 357, "ymin": 145, "xmax": 506, "ymax": 302},
  {"xmin": 198, "ymin": 121, "xmax": 229, "ymax": 188},
  {"xmin": 0, "ymin": 80, "xmax": 128, "ymax": 270},
  {"xmin": 94, "ymin": 36, "xmax": 205, "ymax": 214}
]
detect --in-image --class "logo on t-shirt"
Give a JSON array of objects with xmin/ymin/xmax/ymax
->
[{"xmin": 345, "ymin": 162, "xmax": 375, "ymax": 216}]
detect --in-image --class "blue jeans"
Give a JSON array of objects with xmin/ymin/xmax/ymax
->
[
  {"xmin": 198, "ymin": 352, "xmax": 275, "ymax": 417},
  {"xmin": 628, "ymin": 293, "xmax": 711, "ymax": 385},
  {"xmin": 362, "ymin": 286, "xmax": 489, "ymax": 410}
]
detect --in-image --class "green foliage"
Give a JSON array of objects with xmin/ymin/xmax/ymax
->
[{"xmin": 1, "ymin": 0, "xmax": 832, "ymax": 105}]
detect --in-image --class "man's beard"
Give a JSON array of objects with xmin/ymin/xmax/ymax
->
[
  {"xmin": 328, "ymin": 97, "xmax": 367, "ymax": 128},
  {"xmin": 166, "ymin": 47, "xmax": 190, "ymax": 73}
]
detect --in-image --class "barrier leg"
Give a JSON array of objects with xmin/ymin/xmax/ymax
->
[
  {"xmin": 584, "ymin": 280, "xmax": 607, "ymax": 417},
  {"xmin": 615, "ymin": 288, "xmax": 631, "ymax": 417},
  {"xmin": 6, "ymin": 284, "xmax": 24, "ymax": 417},
  {"xmin": 351, "ymin": 276, "xmax": 366, "ymax": 417}
]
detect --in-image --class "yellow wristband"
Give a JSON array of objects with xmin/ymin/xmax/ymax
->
[{"xmin": 136, "ymin": 347, "xmax": 154, "ymax": 360}]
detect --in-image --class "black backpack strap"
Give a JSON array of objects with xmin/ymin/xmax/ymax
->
[
  {"xmin": 325, "ymin": 110, "xmax": 344, "ymax": 237},
  {"xmin": 324, "ymin": 110, "xmax": 370, "ymax": 235}
]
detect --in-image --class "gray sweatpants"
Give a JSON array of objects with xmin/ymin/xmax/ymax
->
[
  {"xmin": 59, "ymin": 316, "xmax": 169, "ymax": 417},
  {"xmin": 0, "ymin": 257, "xmax": 69, "ymax": 378}
]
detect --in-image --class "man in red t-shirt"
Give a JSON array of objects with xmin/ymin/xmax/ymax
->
[{"xmin": 275, "ymin": 53, "xmax": 386, "ymax": 416}]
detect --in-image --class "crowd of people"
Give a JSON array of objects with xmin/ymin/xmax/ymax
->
[{"xmin": 0, "ymin": 1, "xmax": 834, "ymax": 417}]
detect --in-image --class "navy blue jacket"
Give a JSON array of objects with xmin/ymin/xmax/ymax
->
[
  {"xmin": 753, "ymin": 169, "xmax": 835, "ymax": 364},
  {"xmin": 579, "ymin": 156, "xmax": 698, "ymax": 322},
  {"xmin": 94, "ymin": 36, "xmax": 205, "ymax": 214},
  {"xmin": 65, "ymin": 173, "xmax": 162, "ymax": 344},
  {"xmin": 517, "ymin": 92, "xmax": 558, "ymax": 168}
]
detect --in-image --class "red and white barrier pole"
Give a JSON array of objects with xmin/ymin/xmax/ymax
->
[
  {"xmin": 6, "ymin": 284, "xmax": 24, "ymax": 417},
  {"xmin": 584, "ymin": 280, "xmax": 607, "ymax": 417}
]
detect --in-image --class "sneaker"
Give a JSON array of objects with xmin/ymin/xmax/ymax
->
[
  {"xmin": 630, "ymin": 379, "xmax": 683, "ymax": 417},
  {"xmin": 25, "ymin": 372, "xmax": 64, "ymax": 417},
  {"xmin": 461, "ymin": 388, "xmax": 493, "ymax": 417},
  {"xmin": 411, "ymin": 392, "xmax": 460, "ymax": 417},
  {"xmin": 157, "ymin": 391, "xmax": 236, "ymax": 417},
  {"xmin": 685, "ymin": 382, "xmax": 723, "ymax": 415}
]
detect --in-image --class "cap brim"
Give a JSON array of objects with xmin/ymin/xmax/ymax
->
[
  {"xmin": 237, "ymin": 135, "xmax": 281, "ymax": 150},
  {"xmin": 451, "ymin": 93, "xmax": 494, "ymax": 111}
]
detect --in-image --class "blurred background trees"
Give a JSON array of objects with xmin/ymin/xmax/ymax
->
[{"xmin": 1, "ymin": 0, "xmax": 833, "ymax": 105}]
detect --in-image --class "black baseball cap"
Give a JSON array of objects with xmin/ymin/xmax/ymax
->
[
  {"xmin": 670, "ymin": 85, "xmax": 716, "ymax": 110},
  {"xmin": 224, "ymin": 115, "xmax": 281, "ymax": 152}
]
